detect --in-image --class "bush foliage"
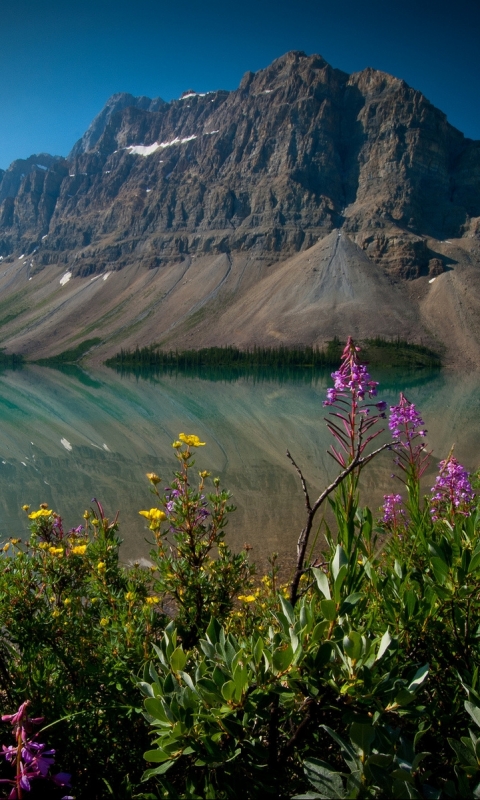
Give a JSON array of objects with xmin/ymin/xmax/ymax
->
[{"xmin": 0, "ymin": 338, "xmax": 476, "ymax": 799}]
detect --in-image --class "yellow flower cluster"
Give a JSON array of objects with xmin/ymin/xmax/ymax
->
[
  {"xmin": 176, "ymin": 433, "xmax": 206, "ymax": 447},
  {"xmin": 146, "ymin": 472, "xmax": 161, "ymax": 485},
  {"xmin": 28, "ymin": 508, "xmax": 53, "ymax": 520},
  {"xmin": 145, "ymin": 596, "xmax": 159, "ymax": 605},
  {"xmin": 238, "ymin": 594, "xmax": 256, "ymax": 603},
  {"xmin": 97, "ymin": 561, "xmax": 106, "ymax": 571},
  {"xmin": 71, "ymin": 544, "xmax": 87, "ymax": 555},
  {"xmin": 138, "ymin": 508, "xmax": 167, "ymax": 522},
  {"xmin": 49, "ymin": 547, "xmax": 64, "ymax": 557},
  {"xmin": 125, "ymin": 591, "xmax": 135, "ymax": 601}
]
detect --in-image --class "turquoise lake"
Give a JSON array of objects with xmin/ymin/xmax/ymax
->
[{"xmin": 0, "ymin": 364, "xmax": 478, "ymax": 569}]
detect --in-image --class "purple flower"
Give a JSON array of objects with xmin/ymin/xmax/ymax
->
[
  {"xmin": 389, "ymin": 393, "xmax": 427, "ymax": 444},
  {"xmin": 388, "ymin": 393, "xmax": 431, "ymax": 483},
  {"xmin": 323, "ymin": 337, "xmax": 385, "ymax": 468},
  {"xmin": 382, "ymin": 494, "xmax": 408, "ymax": 532},
  {"xmin": 430, "ymin": 455, "xmax": 475, "ymax": 522}
]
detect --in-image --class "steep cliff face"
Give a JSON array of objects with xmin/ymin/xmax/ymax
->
[{"xmin": 0, "ymin": 51, "xmax": 479, "ymax": 364}]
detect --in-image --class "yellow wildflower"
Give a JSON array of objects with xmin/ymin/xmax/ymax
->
[
  {"xmin": 83, "ymin": 510, "xmax": 90, "ymax": 520},
  {"xmin": 145, "ymin": 596, "xmax": 159, "ymax": 605},
  {"xmin": 63, "ymin": 597, "xmax": 71, "ymax": 606},
  {"xmin": 199, "ymin": 470, "xmax": 211, "ymax": 479},
  {"xmin": 100, "ymin": 618, "xmax": 108, "ymax": 626},
  {"xmin": 97, "ymin": 561, "xmax": 106, "ymax": 571},
  {"xmin": 10, "ymin": 539, "xmax": 20, "ymax": 545},
  {"xmin": 138, "ymin": 508, "xmax": 167, "ymax": 525},
  {"xmin": 90, "ymin": 597, "xmax": 98, "ymax": 604},
  {"xmin": 146, "ymin": 472, "xmax": 161, "ymax": 485},
  {"xmin": 91, "ymin": 518, "xmax": 99, "ymax": 526},
  {"xmin": 71, "ymin": 545, "xmax": 87, "ymax": 555},
  {"xmin": 49, "ymin": 547, "xmax": 64, "ymax": 557},
  {"xmin": 28, "ymin": 509, "xmax": 52, "ymax": 520},
  {"xmin": 38, "ymin": 542, "xmax": 49, "ymax": 550},
  {"xmin": 172, "ymin": 440, "xmax": 182, "ymax": 449},
  {"xmin": 52, "ymin": 609, "xmax": 61, "ymax": 618},
  {"xmin": 21, "ymin": 504, "xmax": 30, "ymax": 512},
  {"xmin": 179, "ymin": 433, "xmax": 206, "ymax": 447},
  {"xmin": 238, "ymin": 594, "xmax": 256, "ymax": 603},
  {"xmin": 125, "ymin": 591, "xmax": 135, "ymax": 601},
  {"xmin": 2, "ymin": 543, "xmax": 9, "ymax": 552}
]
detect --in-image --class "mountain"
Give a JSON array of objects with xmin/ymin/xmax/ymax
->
[{"xmin": 0, "ymin": 51, "xmax": 479, "ymax": 366}]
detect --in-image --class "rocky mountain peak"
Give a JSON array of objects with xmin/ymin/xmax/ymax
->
[{"xmin": 0, "ymin": 52, "xmax": 479, "ymax": 366}]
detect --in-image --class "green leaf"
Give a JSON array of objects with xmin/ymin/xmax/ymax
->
[
  {"xmin": 253, "ymin": 637, "xmax": 264, "ymax": 666},
  {"xmin": 280, "ymin": 595, "xmax": 295, "ymax": 624},
  {"xmin": 339, "ymin": 593, "xmax": 362, "ymax": 614},
  {"xmin": 303, "ymin": 758, "xmax": 345, "ymax": 799},
  {"xmin": 375, "ymin": 629, "xmax": 393, "ymax": 661},
  {"xmin": 408, "ymin": 663, "xmax": 429, "ymax": 693},
  {"xmin": 320, "ymin": 599, "xmax": 337, "ymax": 621},
  {"xmin": 468, "ymin": 546, "xmax": 480, "ymax": 573},
  {"xmin": 272, "ymin": 644, "xmax": 293, "ymax": 672},
  {"xmin": 322, "ymin": 725, "xmax": 358, "ymax": 774},
  {"xmin": 349, "ymin": 722, "xmax": 375, "ymax": 756},
  {"xmin": 333, "ymin": 565, "xmax": 348, "ymax": 603},
  {"xmin": 141, "ymin": 761, "xmax": 174, "ymax": 780},
  {"xmin": 170, "ymin": 647, "xmax": 187, "ymax": 672},
  {"xmin": 448, "ymin": 737, "xmax": 477, "ymax": 766},
  {"xmin": 312, "ymin": 620, "xmax": 329, "ymax": 642},
  {"xmin": 221, "ymin": 680, "xmax": 236, "ymax": 702},
  {"xmin": 313, "ymin": 568, "xmax": 331, "ymax": 600},
  {"xmin": 343, "ymin": 631, "xmax": 362, "ymax": 661},
  {"xmin": 143, "ymin": 748, "xmax": 171, "ymax": 763},
  {"xmin": 206, "ymin": 616, "xmax": 221, "ymax": 644},
  {"xmin": 332, "ymin": 545, "xmax": 348, "ymax": 581},
  {"xmin": 465, "ymin": 701, "xmax": 480, "ymax": 729}
]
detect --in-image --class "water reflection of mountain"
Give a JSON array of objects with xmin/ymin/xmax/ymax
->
[
  {"xmin": 0, "ymin": 365, "xmax": 477, "ymax": 570},
  {"xmin": 111, "ymin": 363, "xmax": 441, "ymax": 391}
]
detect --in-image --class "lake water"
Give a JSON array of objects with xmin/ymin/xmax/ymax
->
[{"xmin": 0, "ymin": 364, "xmax": 478, "ymax": 570}]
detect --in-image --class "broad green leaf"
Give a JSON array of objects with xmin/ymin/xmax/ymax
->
[
  {"xmin": 170, "ymin": 647, "xmax": 187, "ymax": 672},
  {"xmin": 143, "ymin": 748, "xmax": 171, "ymax": 763},
  {"xmin": 408, "ymin": 663, "xmax": 429, "ymax": 693},
  {"xmin": 349, "ymin": 722, "xmax": 375, "ymax": 755},
  {"xmin": 144, "ymin": 697, "xmax": 171, "ymax": 723},
  {"xmin": 321, "ymin": 599, "xmax": 337, "ymax": 621},
  {"xmin": 322, "ymin": 724, "xmax": 358, "ymax": 775},
  {"xmin": 272, "ymin": 644, "xmax": 293, "ymax": 672},
  {"xmin": 375, "ymin": 629, "xmax": 393, "ymax": 661},
  {"xmin": 233, "ymin": 664, "xmax": 248, "ymax": 696},
  {"xmin": 312, "ymin": 620, "xmax": 329, "ymax": 642},
  {"xmin": 141, "ymin": 761, "xmax": 174, "ymax": 780},
  {"xmin": 339, "ymin": 592, "xmax": 362, "ymax": 614},
  {"xmin": 465, "ymin": 701, "xmax": 480, "ymax": 729},
  {"xmin": 303, "ymin": 758, "xmax": 345, "ymax": 799},
  {"xmin": 332, "ymin": 545, "xmax": 348, "ymax": 581},
  {"xmin": 179, "ymin": 671, "xmax": 196, "ymax": 692},
  {"xmin": 313, "ymin": 568, "xmax": 331, "ymax": 600},
  {"xmin": 468, "ymin": 546, "xmax": 480, "ymax": 573},
  {"xmin": 253, "ymin": 637, "xmax": 264, "ymax": 666},
  {"xmin": 448, "ymin": 737, "xmax": 477, "ymax": 766},
  {"xmin": 221, "ymin": 680, "xmax": 236, "ymax": 702},
  {"xmin": 280, "ymin": 594, "xmax": 295, "ymax": 624},
  {"xmin": 343, "ymin": 631, "xmax": 362, "ymax": 661},
  {"xmin": 333, "ymin": 565, "xmax": 348, "ymax": 603}
]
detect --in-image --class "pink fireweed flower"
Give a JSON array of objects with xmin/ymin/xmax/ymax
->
[
  {"xmin": 323, "ymin": 337, "xmax": 386, "ymax": 467},
  {"xmin": 388, "ymin": 393, "xmax": 431, "ymax": 482},
  {"xmin": 382, "ymin": 494, "xmax": 408, "ymax": 533},
  {"xmin": 430, "ymin": 455, "xmax": 475, "ymax": 522}
]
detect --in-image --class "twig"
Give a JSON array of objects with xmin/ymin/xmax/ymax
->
[{"xmin": 289, "ymin": 441, "xmax": 396, "ymax": 605}]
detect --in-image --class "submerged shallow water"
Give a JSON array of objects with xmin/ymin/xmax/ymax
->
[{"xmin": 0, "ymin": 364, "xmax": 478, "ymax": 568}]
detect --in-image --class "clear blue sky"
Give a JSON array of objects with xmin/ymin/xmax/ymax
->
[{"xmin": 0, "ymin": 0, "xmax": 479, "ymax": 169}]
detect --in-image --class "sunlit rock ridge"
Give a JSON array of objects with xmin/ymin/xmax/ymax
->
[{"xmin": 0, "ymin": 51, "xmax": 479, "ymax": 366}]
